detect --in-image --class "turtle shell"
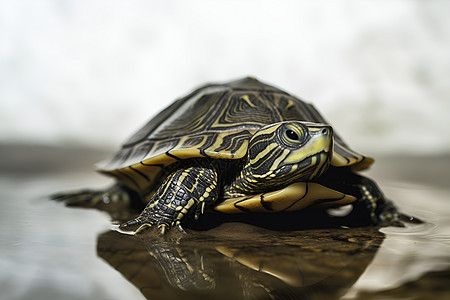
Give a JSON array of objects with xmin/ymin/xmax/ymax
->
[{"xmin": 97, "ymin": 77, "xmax": 373, "ymax": 192}]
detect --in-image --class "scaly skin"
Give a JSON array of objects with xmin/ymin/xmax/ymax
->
[
  {"xmin": 120, "ymin": 159, "xmax": 220, "ymax": 234},
  {"xmin": 317, "ymin": 167, "xmax": 420, "ymax": 226}
]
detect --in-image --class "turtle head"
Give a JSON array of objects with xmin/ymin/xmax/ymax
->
[{"xmin": 247, "ymin": 121, "xmax": 333, "ymax": 184}]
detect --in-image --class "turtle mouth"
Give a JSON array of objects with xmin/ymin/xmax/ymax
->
[
  {"xmin": 294, "ymin": 149, "xmax": 331, "ymax": 168},
  {"xmin": 287, "ymin": 150, "xmax": 326, "ymax": 164},
  {"xmin": 276, "ymin": 150, "xmax": 331, "ymax": 182},
  {"xmin": 304, "ymin": 150, "xmax": 330, "ymax": 168}
]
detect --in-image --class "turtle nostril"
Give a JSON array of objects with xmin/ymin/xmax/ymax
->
[{"xmin": 321, "ymin": 128, "xmax": 328, "ymax": 135}]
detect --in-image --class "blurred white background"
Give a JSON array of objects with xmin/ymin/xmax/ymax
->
[{"xmin": 1, "ymin": 0, "xmax": 449, "ymax": 155}]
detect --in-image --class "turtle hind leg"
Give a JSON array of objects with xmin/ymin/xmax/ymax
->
[
  {"xmin": 51, "ymin": 183, "xmax": 142, "ymax": 214},
  {"xmin": 120, "ymin": 160, "xmax": 220, "ymax": 234}
]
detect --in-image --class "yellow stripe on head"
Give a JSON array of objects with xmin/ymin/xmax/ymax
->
[{"xmin": 247, "ymin": 121, "xmax": 333, "ymax": 182}]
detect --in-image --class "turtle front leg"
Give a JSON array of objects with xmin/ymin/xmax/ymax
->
[
  {"xmin": 345, "ymin": 175, "xmax": 409, "ymax": 226},
  {"xmin": 319, "ymin": 168, "xmax": 421, "ymax": 226},
  {"xmin": 120, "ymin": 161, "xmax": 220, "ymax": 234}
]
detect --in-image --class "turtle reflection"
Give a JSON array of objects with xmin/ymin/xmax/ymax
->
[{"xmin": 97, "ymin": 224, "xmax": 384, "ymax": 300}]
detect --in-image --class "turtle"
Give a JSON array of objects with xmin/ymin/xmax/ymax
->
[{"xmin": 55, "ymin": 77, "xmax": 416, "ymax": 233}]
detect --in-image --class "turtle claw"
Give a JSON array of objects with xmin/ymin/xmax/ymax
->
[
  {"xmin": 119, "ymin": 216, "xmax": 176, "ymax": 235},
  {"xmin": 194, "ymin": 202, "xmax": 207, "ymax": 220},
  {"xmin": 134, "ymin": 223, "xmax": 154, "ymax": 234},
  {"xmin": 119, "ymin": 217, "xmax": 153, "ymax": 234},
  {"xmin": 119, "ymin": 217, "xmax": 144, "ymax": 229},
  {"xmin": 176, "ymin": 222, "xmax": 187, "ymax": 234},
  {"xmin": 159, "ymin": 224, "xmax": 169, "ymax": 235}
]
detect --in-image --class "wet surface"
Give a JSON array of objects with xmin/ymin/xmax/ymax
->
[
  {"xmin": 1, "ymin": 144, "xmax": 449, "ymax": 299},
  {"xmin": 98, "ymin": 226, "xmax": 384, "ymax": 300}
]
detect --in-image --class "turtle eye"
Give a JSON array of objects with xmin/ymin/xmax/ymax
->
[
  {"xmin": 282, "ymin": 124, "xmax": 306, "ymax": 145},
  {"xmin": 285, "ymin": 129, "xmax": 299, "ymax": 141}
]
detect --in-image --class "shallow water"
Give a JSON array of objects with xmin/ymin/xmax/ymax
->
[{"xmin": 0, "ymin": 144, "xmax": 449, "ymax": 300}]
